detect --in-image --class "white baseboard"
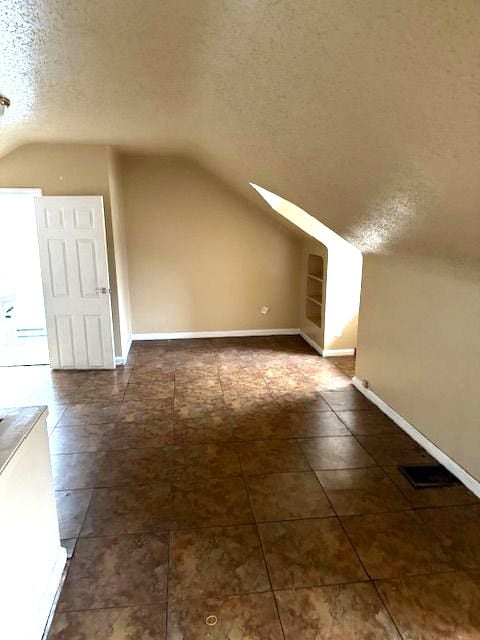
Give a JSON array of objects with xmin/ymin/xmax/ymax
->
[
  {"xmin": 36, "ymin": 546, "xmax": 67, "ymax": 639},
  {"xmin": 352, "ymin": 376, "xmax": 480, "ymax": 498},
  {"xmin": 299, "ymin": 331, "xmax": 355, "ymax": 357},
  {"xmin": 322, "ymin": 348, "xmax": 356, "ymax": 357},
  {"xmin": 132, "ymin": 328, "xmax": 300, "ymax": 341},
  {"xmin": 300, "ymin": 331, "xmax": 323, "ymax": 355}
]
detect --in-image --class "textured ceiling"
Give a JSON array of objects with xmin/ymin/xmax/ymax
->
[{"xmin": 1, "ymin": 0, "xmax": 479, "ymax": 262}]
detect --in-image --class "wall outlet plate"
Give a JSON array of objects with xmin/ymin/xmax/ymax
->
[{"xmin": 261, "ymin": 306, "xmax": 270, "ymax": 315}]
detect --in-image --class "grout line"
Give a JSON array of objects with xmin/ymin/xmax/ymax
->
[
  {"xmin": 75, "ymin": 486, "xmax": 95, "ymax": 540},
  {"xmin": 335, "ymin": 508, "xmax": 373, "ymax": 583},
  {"xmin": 371, "ymin": 580, "xmax": 406, "ymax": 639},
  {"xmin": 165, "ymin": 528, "xmax": 171, "ymax": 636},
  {"xmin": 240, "ymin": 450, "xmax": 287, "ymax": 640}
]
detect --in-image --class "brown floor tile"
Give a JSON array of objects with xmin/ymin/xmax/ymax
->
[
  {"xmin": 55, "ymin": 489, "xmax": 93, "ymax": 539},
  {"xmin": 173, "ymin": 477, "xmax": 254, "ymax": 527},
  {"xmin": 119, "ymin": 399, "xmax": 174, "ymax": 422},
  {"xmin": 258, "ymin": 517, "xmax": 367, "ymax": 589},
  {"xmin": 78, "ymin": 381, "xmax": 128, "ymax": 402},
  {"xmin": 237, "ymin": 439, "xmax": 309, "ymax": 475},
  {"xmin": 174, "ymin": 393, "xmax": 225, "ymax": 419},
  {"xmin": 220, "ymin": 376, "xmax": 269, "ymax": 394},
  {"xmin": 81, "ymin": 483, "xmax": 173, "ymax": 536},
  {"xmin": 102, "ymin": 447, "xmax": 178, "ymax": 486},
  {"xmin": 342, "ymin": 510, "xmax": 455, "ymax": 579},
  {"xmin": 172, "ymin": 442, "xmax": 241, "ymax": 481},
  {"xmin": 58, "ymin": 402, "xmax": 122, "ymax": 426},
  {"xmin": 173, "ymin": 413, "xmax": 234, "ymax": 443},
  {"xmin": 246, "ymin": 471, "xmax": 333, "ymax": 522},
  {"xmin": 174, "ymin": 366, "xmax": 219, "ymax": 383},
  {"xmin": 417, "ymin": 505, "xmax": 480, "ymax": 570},
  {"xmin": 272, "ymin": 390, "xmax": 331, "ymax": 413},
  {"xmin": 52, "ymin": 452, "xmax": 106, "ymax": 490},
  {"xmin": 58, "ymin": 533, "xmax": 169, "ymax": 611},
  {"xmin": 316, "ymin": 468, "xmax": 410, "ymax": 516},
  {"xmin": 377, "ymin": 572, "xmax": 480, "ymax": 640},
  {"xmin": 383, "ymin": 465, "xmax": 479, "ymax": 508},
  {"xmin": 129, "ymin": 360, "xmax": 175, "ymax": 374},
  {"xmin": 49, "ymin": 387, "xmax": 91, "ymax": 404},
  {"xmin": 169, "ymin": 525, "xmax": 270, "ymax": 599},
  {"xmin": 177, "ymin": 378, "xmax": 224, "ymax": 395},
  {"xmin": 299, "ymin": 436, "xmax": 375, "ymax": 470},
  {"xmin": 232, "ymin": 413, "xmax": 294, "ymax": 440},
  {"xmin": 320, "ymin": 389, "xmax": 373, "ymax": 411},
  {"xmin": 276, "ymin": 582, "xmax": 401, "ymax": 639},
  {"xmin": 327, "ymin": 356, "xmax": 356, "ymax": 377},
  {"xmin": 87, "ymin": 368, "xmax": 132, "ymax": 383},
  {"xmin": 167, "ymin": 592, "xmax": 283, "ymax": 640},
  {"xmin": 48, "ymin": 604, "xmax": 167, "ymax": 640},
  {"xmin": 288, "ymin": 411, "xmax": 350, "ymax": 437},
  {"xmin": 129, "ymin": 370, "xmax": 174, "ymax": 384},
  {"xmin": 49, "ymin": 424, "xmax": 121, "ymax": 454},
  {"xmin": 120, "ymin": 421, "xmax": 175, "ymax": 448},
  {"xmin": 52, "ymin": 448, "xmax": 175, "ymax": 489},
  {"xmin": 217, "ymin": 358, "xmax": 257, "ymax": 371},
  {"xmin": 51, "ymin": 421, "xmax": 173, "ymax": 454},
  {"xmin": 265, "ymin": 375, "xmax": 310, "ymax": 393},
  {"xmin": 469, "ymin": 571, "xmax": 480, "ymax": 587},
  {"xmin": 356, "ymin": 434, "xmax": 434, "ymax": 465},
  {"xmin": 124, "ymin": 382, "xmax": 175, "ymax": 401},
  {"xmin": 223, "ymin": 392, "xmax": 277, "ymax": 416},
  {"xmin": 305, "ymin": 371, "xmax": 352, "ymax": 391},
  {"xmin": 336, "ymin": 409, "xmax": 399, "ymax": 435}
]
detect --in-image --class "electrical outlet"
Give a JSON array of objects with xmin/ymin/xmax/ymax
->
[{"xmin": 261, "ymin": 306, "xmax": 270, "ymax": 315}]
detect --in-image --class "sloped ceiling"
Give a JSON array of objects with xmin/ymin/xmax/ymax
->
[{"xmin": 1, "ymin": 0, "xmax": 479, "ymax": 263}]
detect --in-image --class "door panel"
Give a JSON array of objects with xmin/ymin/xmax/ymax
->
[
  {"xmin": 47, "ymin": 239, "xmax": 69, "ymax": 296},
  {"xmin": 35, "ymin": 196, "xmax": 115, "ymax": 369},
  {"xmin": 55, "ymin": 315, "xmax": 75, "ymax": 368}
]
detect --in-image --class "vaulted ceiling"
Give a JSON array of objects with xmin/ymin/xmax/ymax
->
[{"xmin": 1, "ymin": 1, "xmax": 479, "ymax": 263}]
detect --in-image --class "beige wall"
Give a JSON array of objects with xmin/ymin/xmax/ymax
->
[
  {"xmin": 122, "ymin": 156, "xmax": 301, "ymax": 333},
  {"xmin": 356, "ymin": 254, "xmax": 480, "ymax": 481},
  {"xmin": 0, "ymin": 143, "xmax": 124, "ymax": 357}
]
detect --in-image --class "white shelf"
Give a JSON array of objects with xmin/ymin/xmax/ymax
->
[
  {"xmin": 306, "ymin": 295, "xmax": 322, "ymax": 307},
  {"xmin": 307, "ymin": 315, "xmax": 322, "ymax": 329}
]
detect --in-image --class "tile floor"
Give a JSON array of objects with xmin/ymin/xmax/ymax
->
[{"xmin": 1, "ymin": 335, "xmax": 479, "ymax": 639}]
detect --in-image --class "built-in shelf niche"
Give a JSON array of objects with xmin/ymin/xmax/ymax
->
[{"xmin": 306, "ymin": 253, "xmax": 324, "ymax": 329}]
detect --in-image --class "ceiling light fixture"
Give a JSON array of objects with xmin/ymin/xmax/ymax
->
[{"xmin": 0, "ymin": 94, "xmax": 11, "ymax": 116}]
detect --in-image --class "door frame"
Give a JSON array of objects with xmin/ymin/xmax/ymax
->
[{"xmin": 0, "ymin": 187, "xmax": 48, "ymax": 367}]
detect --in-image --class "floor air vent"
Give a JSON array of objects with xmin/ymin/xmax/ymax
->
[{"xmin": 399, "ymin": 464, "xmax": 461, "ymax": 489}]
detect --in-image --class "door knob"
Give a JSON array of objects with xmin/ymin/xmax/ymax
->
[{"xmin": 95, "ymin": 287, "xmax": 110, "ymax": 294}]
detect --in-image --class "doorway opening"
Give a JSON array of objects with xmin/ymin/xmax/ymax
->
[{"xmin": 0, "ymin": 188, "xmax": 50, "ymax": 366}]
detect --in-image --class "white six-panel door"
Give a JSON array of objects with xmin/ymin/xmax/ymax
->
[{"xmin": 34, "ymin": 196, "xmax": 115, "ymax": 369}]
